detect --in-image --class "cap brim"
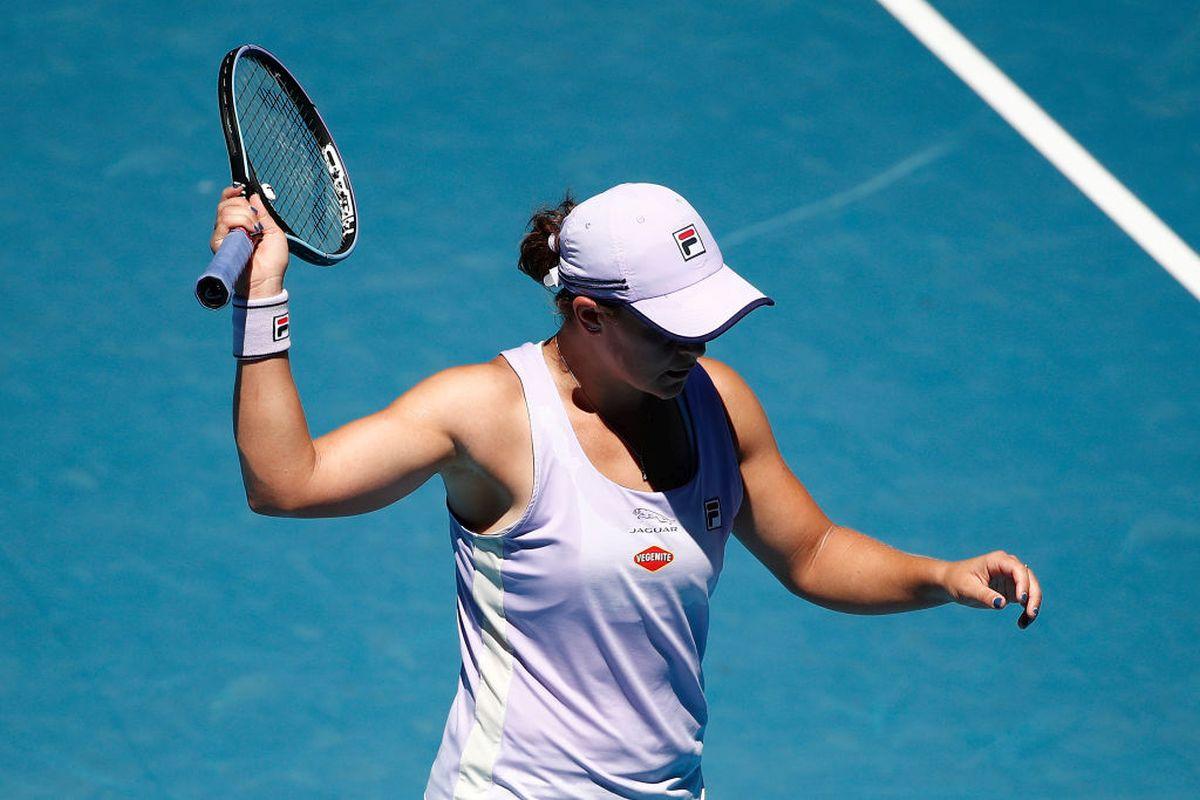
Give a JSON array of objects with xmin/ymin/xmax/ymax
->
[{"xmin": 625, "ymin": 264, "xmax": 774, "ymax": 343}]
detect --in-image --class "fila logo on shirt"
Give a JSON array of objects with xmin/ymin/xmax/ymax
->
[
  {"xmin": 272, "ymin": 312, "xmax": 289, "ymax": 341},
  {"xmin": 672, "ymin": 223, "xmax": 706, "ymax": 261},
  {"xmin": 703, "ymin": 497, "xmax": 722, "ymax": 531}
]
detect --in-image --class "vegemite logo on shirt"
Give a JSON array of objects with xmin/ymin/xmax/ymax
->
[
  {"xmin": 634, "ymin": 546, "xmax": 674, "ymax": 572},
  {"xmin": 672, "ymin": 224, "xmax": 706, "ymax": 261},
  {"xmin": 630, "ymin": 507, "xmax": 680, "ymax": 535}
]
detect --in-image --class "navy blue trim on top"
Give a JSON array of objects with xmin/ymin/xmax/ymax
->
[{"xmin": 676, "ymin": 376, "xmax": 698, "ymax": 483}]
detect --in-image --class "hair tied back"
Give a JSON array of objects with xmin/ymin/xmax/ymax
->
[{"xmin": 517, "ymin": 192, "xmax": 575, "ymax": 290}]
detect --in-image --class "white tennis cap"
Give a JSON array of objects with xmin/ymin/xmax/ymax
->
[{"xmin": 544, "ymin": 183, "xmax": 773, "ymax": 342}]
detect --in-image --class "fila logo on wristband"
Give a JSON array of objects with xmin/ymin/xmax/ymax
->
[
  {"xmin": 672, "ymin": 223, "xmax": 706, "ymax": 261},
  {"xmin": 232, "ymin": 289, "xmax": 290, "ymax": 359}
]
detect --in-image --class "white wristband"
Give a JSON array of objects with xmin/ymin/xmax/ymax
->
[{"xmin": 232, "ymin": 289, "xmax": 291, "ymax": 359}]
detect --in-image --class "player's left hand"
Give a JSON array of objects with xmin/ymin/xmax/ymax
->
[{"xmin": 939, "ymin": 550, "xmax": 1042, "ymax": 629}]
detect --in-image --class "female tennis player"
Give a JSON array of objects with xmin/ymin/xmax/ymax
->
[{"xmin": 212, "ymin": 181, "xmax": 1043, "ymax": 799}]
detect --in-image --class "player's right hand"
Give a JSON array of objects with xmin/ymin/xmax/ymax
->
[{"xmin": 211, "ymin": 184, "xmax": 289, "ymax": 299}]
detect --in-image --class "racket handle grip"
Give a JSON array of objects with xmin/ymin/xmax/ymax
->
[{"xmin": 195, "ymin": 229, "xmax": 254, "ymax": 309}]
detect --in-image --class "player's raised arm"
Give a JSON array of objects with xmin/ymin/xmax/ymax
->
[
  {"xmin": 211, "ymin": 185, "xmax": 455, "ymax": 518},
  {"xmin": 210, "ymin": 183, "xmax": 309, "ymax": 514}
]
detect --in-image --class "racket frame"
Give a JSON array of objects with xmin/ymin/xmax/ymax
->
[{"xmin": 218, "ymin": 44, "xmax": 358, "ymax": 266}]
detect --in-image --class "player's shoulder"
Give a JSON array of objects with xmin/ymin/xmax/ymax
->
[
  {"xmin": 697, "ymin": 356, "xmax": 774, "ymax": 456},
  {"xmin": 697, "ymin": 356, "xmax": 760, "ymax": 409},
  {"xmin": 406, "ymin": 355, "xmax": 523, "ymax": 413},
  {"xmin": 393, "ymin": 355, "xmax": 525, "ymax": 444},
  {"xmin": 423, "ymin": 355, "xmax": 520, "ymax": 391}
]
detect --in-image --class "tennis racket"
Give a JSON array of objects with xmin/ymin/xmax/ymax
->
[{"xmin": 195, "ymin": 44, "xmax": 358, "ymax": 310}]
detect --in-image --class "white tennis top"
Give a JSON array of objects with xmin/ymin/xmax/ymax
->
[{"xmin": 425, "ymin": 341, "xmax": 742, "ymax": 799}]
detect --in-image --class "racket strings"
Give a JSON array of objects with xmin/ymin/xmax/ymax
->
[
  {"xmin": 235, "ymin": 57, "xmax": 347, "ymax": 254},
  {"xmin": 259, "ymin": 83, "xmax": 335, "ymax": 234},
  {"xmin": 242, "ymin": 66, "xmax": 340, "ymax": 243},
  {"xmin": 258, "ymin": 90, "xmax": 336, "ymax": 239},
  {"xmin": 241, "ymin": 65, "xmax": 342, "ymax": 247}
]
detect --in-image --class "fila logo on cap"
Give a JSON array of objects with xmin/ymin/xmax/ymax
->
[
  {"xmin": 672, "ymin": 223, "xmax": 706, "ymax": 261},
  {"xmin": 273, "ymin": 312, "xmax": 290, "ymax": 341}
]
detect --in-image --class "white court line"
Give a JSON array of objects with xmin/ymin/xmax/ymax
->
[{"xmin": 876, "ymin": 0, "xmax": 1200, "ymax": 302}]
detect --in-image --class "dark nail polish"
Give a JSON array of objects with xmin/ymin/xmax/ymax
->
[
  {"xmin": 251, "ymin": 206, "xmax": 260, "ymax": 215},
  {"xmin": 1031, "ymin": 606, "xmax": 1039, "ymax": 617},
  {"xmin": 254, "ymin": 222, "xmax": 264, "ymax": 234},
  {"xmin": 992, "ymin": 597, "xmax": 1003, "ymax": 609},
  {"xmin": 1021, "ymin": 593, "xmax": 1028, "ymax": 604}
]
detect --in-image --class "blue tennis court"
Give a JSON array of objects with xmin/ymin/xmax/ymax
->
[{"xmin": 2, "ymin": 1, "xmax": 1198, "ymax": 796}]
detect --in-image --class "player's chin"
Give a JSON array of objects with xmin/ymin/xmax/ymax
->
[{"xmin": 652, "ymin": 367, "xmax": 692, "ymax": 396}]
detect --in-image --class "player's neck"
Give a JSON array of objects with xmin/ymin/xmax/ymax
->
[{"xmin": 552, "ymin": 329, "xmax": 656, "ymax": 422}]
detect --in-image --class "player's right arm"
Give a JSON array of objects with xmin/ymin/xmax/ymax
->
[{"xmin": 214, "ymin": 187, "xmax": 495, "ymax": 518}]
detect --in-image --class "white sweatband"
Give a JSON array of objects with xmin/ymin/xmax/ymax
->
[{"xmin": 232, "ymin": 290, "xmax": 291, "ymax": 359}]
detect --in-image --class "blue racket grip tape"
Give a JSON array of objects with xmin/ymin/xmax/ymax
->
[{"xmin": 195, "ymin": 229, "xmax": 254, "ymax": 309}]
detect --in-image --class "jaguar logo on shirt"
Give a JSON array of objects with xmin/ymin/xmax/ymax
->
[
  {"xmin": 633, "ymin": 546, "xmax": 674, "ymax": 572},
  {"xmin": 630, "ymin": 508, "xmax": 680, "ymax": 535}
]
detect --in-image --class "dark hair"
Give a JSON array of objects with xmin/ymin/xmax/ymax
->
[
  {"xmin": 518, "ymin": 194, "xmax": 579, "ymax": 316},
  {"xmin": 518, "ymin": 193, "xmax": 574, "ymax": 283}
]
